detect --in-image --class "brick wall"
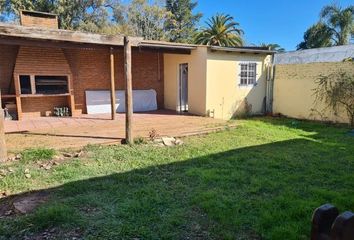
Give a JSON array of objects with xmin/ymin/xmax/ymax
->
[
  {"xmin": 13, "ymin": 46, "xmax": 72, "ymax": 116},
  {"xmin": 1, "ymin": 45, "xmax": 164, "ymax": 117},
  {"xmin": 14, "ymin": 46, "xmax": 72, "ymax": 75},
  {"xmin": 65, "ymin": 48, "xmax": 164, "ymax": 113},
  {"xmin": 20, "ymin": 12, "xmax": 58, "ymax": 29},
  {"xmin": 21, "ymin": 96, "xmax": 68, "ymax": 119},
  {"xmin": 0, "ymin": 44, "xmax": 18, "ymax": 94}
]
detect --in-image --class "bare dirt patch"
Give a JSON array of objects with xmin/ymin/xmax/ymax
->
[{"xmin": 0, "ymin": 191, "xmax": 50, "ymax": 217}]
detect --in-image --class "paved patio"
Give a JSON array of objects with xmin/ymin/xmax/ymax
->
[{"xmin": 5, "ymin": 110, "xmax": 229, "ymax": 152}]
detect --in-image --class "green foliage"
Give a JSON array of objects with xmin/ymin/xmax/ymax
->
[
  {"xmin": 314, "ymin": 69, "xmax": 354, "ymax": 127},
  {"xmin": 21, "ymin": 148, "xmax": 56, "ymax": 162},
  {"xmin": 165, "ymin": 0, "xmax": 202, "ymax": 43},
  {"xmin": 260, "ymin": 43, "xmax": 285, "ymax": 52},
  {"xmin": 126, "ymin": 0, "xmax": 169, "ymax": 40},
  {"xmin": 297, "ymin": 22, "xmax": 333, "ymax": 50},
  {"xmin": 298, "ymin": 3, "xmax": 353, "ymax": 49},
  {"xmin": 0, "ymin": 0, "xmax": 203, "ymax": 41},
  {"xmin": 320, "ymin": 4, "xmax": 354, "ymax": 45},
  {"xmin": 133, "ymin": 136, "xmax": 148, "ymax": 145},
  {"xmin": 194, "ymin": 13, "xmax": 243, "ymax": 47},
  {"xmin": 0, "ymin": 0, "xmax": 119, "ymax": 33}
]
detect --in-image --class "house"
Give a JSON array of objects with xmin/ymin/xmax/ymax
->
[{"xmin": 0, "ymin": 10, "xmax": 274, "ymax": 122}]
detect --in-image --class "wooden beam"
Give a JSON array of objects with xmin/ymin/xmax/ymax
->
[
  {"xmin": 0, "ymin": 23, "xmax": 124, "ymax": 46},
  {"xmin": 110, "ymin": 48, "xmax": 116, "ymax": 120},
  {"xmin": 135, "ymin": 46, "xmax": 192, "ymax": 55},
  {"xmin": 124, "ymin": 36, "xmax": 133, "ymax": 144},
  {"xmin": 0, "ymin": 36, "xmax": 120, "ymax": 50},
  {"xmin": 0, "ymin": 23, "xmax": 143, "ymax": 47},
  {"xmin": 0, "ymin": 89, "xmax": 8, "ymax": 162}
]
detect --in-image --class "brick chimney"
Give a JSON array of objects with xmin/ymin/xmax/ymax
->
[{"xmin": 20, "ymin": 10, "xmax": 59, "ymax": 29}]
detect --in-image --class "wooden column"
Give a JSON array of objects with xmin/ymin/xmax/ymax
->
[
  {"xmin": 14, "ymin": 75, "xmax": 23, "ymax": 120},
  {"xmin": 0, "ymin": 89, "xmax": 8, "ymax": 162},
  {"xmin": 124, "ymin": 37, "xmax": 133, "ymax": 144},
  {"xmin": 110, "ymin": 47, "xmax": 116, "ymax": 120}
]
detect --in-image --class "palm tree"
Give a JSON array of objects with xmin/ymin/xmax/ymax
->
[
  {"xmin": 297, "ymin": 22, "xmax": 333, "ymax": 50},
  {"xmin": 194, "ymin": 13, "xmax": 244, "ymax": 47},
  {"xmin": 260, "ymin": 43, "xmax": 285, "ymax": 52},
  {"xmin": 320, "ymin": 4, "xmax": 354, "ymax": 45}
]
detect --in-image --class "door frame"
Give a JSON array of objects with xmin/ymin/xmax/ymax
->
[{"xmin": 178, "ymin": 63, "xmax": 188, "ymax": 112}]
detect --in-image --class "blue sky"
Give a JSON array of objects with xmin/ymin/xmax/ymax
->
[{"xmin": 195, "ymin": 0, "xmax": 353, "ymax": 50}]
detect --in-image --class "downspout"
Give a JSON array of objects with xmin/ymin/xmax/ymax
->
[{"xmin": 265, "ymin": 53, "xmax": 275, "ymax": 114}]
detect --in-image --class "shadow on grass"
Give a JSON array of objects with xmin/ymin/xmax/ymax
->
[{"xmin": 0, "ymin": 131, "xmax": 353, "ymax": 239}]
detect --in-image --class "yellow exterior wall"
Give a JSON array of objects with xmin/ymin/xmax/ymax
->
[
  {"xmin": 164, "ymin": 47, "xmax": 208, "ymax": 116},
  {"xmin": 273, "ymin": 62, "xmax": 353, "ymax": 123},
  {"xmin": 206, "ymin": 51, "xmax": 271, "ymax": 120}
]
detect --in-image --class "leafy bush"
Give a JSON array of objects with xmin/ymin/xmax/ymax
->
[
  {"xmin": 133, "ymin": 136, "xmax": 147, "ymax": 145},
  {"xmin": 314, "ymin": 69, "xmax": 354, "ymax": 127}
]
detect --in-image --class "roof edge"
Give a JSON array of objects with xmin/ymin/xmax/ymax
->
[
  {"xmin": 138, "ymin": 41, "xmax": 197, "ymax": 50},
  {"xmin": 209, "ymin": 46, "xmax": 276, "ymax": 54}
]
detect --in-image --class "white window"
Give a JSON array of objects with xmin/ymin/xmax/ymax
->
[{"xmin": 239, "ymin": 62, "xmax": 257, "ymax": 86}]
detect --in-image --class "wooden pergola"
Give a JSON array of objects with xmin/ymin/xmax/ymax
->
[{"xmin": 0, "ymin": 23, "xmax": 196, "ymax": 160}]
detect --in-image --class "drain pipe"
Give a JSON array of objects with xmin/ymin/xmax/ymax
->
[{"xmin": 265, "ymin": 53, "xmax": 275, "ymax": 114}]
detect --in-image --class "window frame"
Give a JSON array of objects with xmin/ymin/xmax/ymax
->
[{"xmin": 238, "ymin": 62, "xmax": 258, "ymax": 87}]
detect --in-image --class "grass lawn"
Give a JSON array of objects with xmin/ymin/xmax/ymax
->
[{"xmin": 0, "ymin": 117, "xmax": 353, "ymax": 239}]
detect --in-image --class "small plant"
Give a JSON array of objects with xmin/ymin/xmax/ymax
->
[
  {"xmin": 313, "ymin": 69, "xmax": 354, "ymax": 127},
  {"xmin": 148, "ymin": 129, "xmax": 159, "ymax": 141},
  {"xmin": 21, "ymin": 148, "xmax": 56, "ymax": 162},
  {"xmin": 133, "ymin": 136, "xmax": 147, "ymax": 145}
]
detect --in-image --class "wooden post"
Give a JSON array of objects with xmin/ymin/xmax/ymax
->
[
  {"xmin": 124, "ymin": 36, "xmax": 133, "ymax": 144},
  {"xmin": 110, "ymin": 47, "xmax": 116, "ymax": 120},
  {"xmin": 14, "ymin": 75, "xmax": 23, "ymax": 120},
  {"xmin": 0, "ymin": 89, "xmax": 8, "ymax": 162},
  {"xmin": 311, "ymin": 204, "xmax": 339, "ymax": 240}
]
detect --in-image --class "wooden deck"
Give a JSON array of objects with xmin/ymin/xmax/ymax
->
[{"xmin": 5, "ymin": 110, "xmax": 229, "ymax": 152}]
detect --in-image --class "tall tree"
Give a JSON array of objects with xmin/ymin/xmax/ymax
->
[
  {"xmin": 320, "ymin": 4, "xmax": 354, "ymax": 45},
  {"xmin": 194, "ymin": 13, "xmax": 243, "ymax": 47},
  {"xmin": 0, "ymin": 0, "xmax": 121, "ymax": 33},
  {"xmin": 165, "ymin": 0, "xmax": 202, "ymax": 43},
  {"xmin": 297, "ymin": 4, "xmax": 353, "ymax": 49},
  {"xmin": 127, "ymin": 0, "xmax": 169, "ymax": 40},
  {"xmin": 260, "ymin": 43, "xmax": 285, "ymax": 52},
  {"xmin": 297, "ymin": 22, "xmax": 333, "ymax": 50}
]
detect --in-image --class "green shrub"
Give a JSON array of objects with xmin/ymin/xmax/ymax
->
[
  {"xmin": 133, "ymin": 136, "xmax": 147, "ymax": 145},
  {"xmin": 21, "ymin": 148, "xmax": 56, "ymax": 162}
]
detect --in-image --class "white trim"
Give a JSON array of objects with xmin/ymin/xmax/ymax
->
[{"xmin": 238, "ymin": 62, "xmax": 258, "ymax": 87}]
